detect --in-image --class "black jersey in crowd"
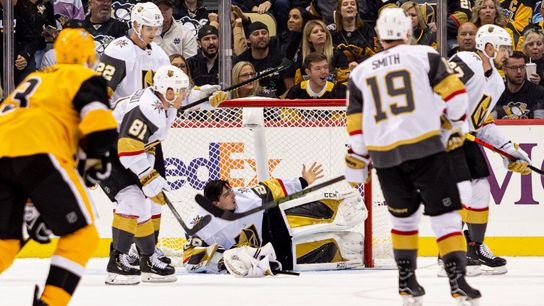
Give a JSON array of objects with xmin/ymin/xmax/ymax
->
[
  {"xmin": 494, "ymin": 80, "xmax": 544, "ymax": 119},
  {"xmin": 82, "ymin": 16, "xmax": 128, "ymax": 55}
]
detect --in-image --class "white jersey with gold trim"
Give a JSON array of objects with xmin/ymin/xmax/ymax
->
[{"xmin": 99, "ymin": 36, "xmax": 170, "ymax": 104}]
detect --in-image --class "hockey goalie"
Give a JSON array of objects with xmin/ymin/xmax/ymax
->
[{"xmin": 182, "ymin": 166, "xmax": 367, "ymax": 277}]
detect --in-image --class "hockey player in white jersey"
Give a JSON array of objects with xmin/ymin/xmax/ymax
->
[
  {"xmin": 345, "ymin": 8, "xmax": 480, "ymax": 305},
  {"xmin": 183, "ymin": 163, "xmax": 367, "ymax": 276},
  {"xmin": 445, "ymin": 24, "xmax": 531, "ymax": 275},
  {"xmin": 98, "ymin": 2, "xmax": 170, "ymax": 104}
]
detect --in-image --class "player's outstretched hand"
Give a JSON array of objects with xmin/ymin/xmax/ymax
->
[{"xmin": 301, "ymin": 162, "xmax": 324, "ymax": 185}]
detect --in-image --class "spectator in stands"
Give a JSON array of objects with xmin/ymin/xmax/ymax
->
[
  {"xmin": 448, "ymin": 22, "xmax": 478, "ymax": 56},
  {"xmin": 170, "ymin": 53, "xmax": 194, "ymax": 87},
  {"xmin": 521, "ymin": 28, "xmax": 544, "ymax": 86},
  {"xmin": 232, "ymin": 4, "xmax": 253, "ymax": 56},
  {"xmin": 295, "ymin": 19, "xmax": 349, "ymax": 85},
  {"xmin": 187, "ymin": 24, "xmax": 220, "ymax": 86},
  {"xmin": 235, "ymin": 21, "xmax": 295, "ymax": 97},
  {"xmin": 0, "ymin": 0, "xmax": 43, "ymax": 85},
  {"xmin": 34, "ymin": 0, "xmax": 56, "ymax": 69},
  {"xmin": 153, "ymin": 0, "xmax": 198, "ymax": 58},
  {"xmin": 493, "ymin": 51, "xmax": 544, "ymax": 119},
  {"xmin": 175, "ymin": 0, "xmax": 210, "ymax": 31},
  {"xmin": 330, "ymin": 0, "xmax": 380, "ymax": 70},
  {"xmin": 279, "ymin": 6, "xmax": 309, "ymax": 62},
  {"xmin": 233, "ymin": 0, "xmax": 290, "ymax": 36},
  {"xmin": 358, "ymin": 0, "xmax": 398, "ymax": 26},
  {"xmin": 533, "ymin": 1, "xmax": 543, "ymax": 23},
  {"xmin": 231, "ymin": 61, "xmax": 276, "ymax": 98},
  {"xmin": 401, "ymin": 1, "xmax": 436, "ymax": 48},
  {"xmin": 82, "ymin": 0, "xmax": 128, "ymax": 56},
  {"xmin": 500, "ymin": 0, "xmax": 535, "ymax": 34},
  {"xmin": 286, "ymin": 52, "xmax": 346, "ymax": 99},
  {"xmin": 54, "ymin": 0, "xmax": 85, "ymax": 24},
  {"xmin": 471, "ymin": 0, "xmax": 505, "ymax": 27}
]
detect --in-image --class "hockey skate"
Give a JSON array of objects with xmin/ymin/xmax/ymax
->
[
  {"xmin": 397, "ymin": 260, "xmax": 425, "ymax": 306},
  {"xmin": 127, "ymin": 244, "xmax": 172, "ymax": 266},
  {"xmin": 467, "ymin": 242, "xmax": 507, "ymax": 275},
  {"xmin": 444, "ymin": 260, "xmax": 481, "ymax": 306},
  {"xmin": 105, "ymin": 249, "xmax": 141, "ymax": 285},
  {"xmin": 140, "ymin": 253, "xmax": 177, "ymax": 283},
  {"xmin": 438, "ymin": 255, "xmax": 481, "ymax": 277}
]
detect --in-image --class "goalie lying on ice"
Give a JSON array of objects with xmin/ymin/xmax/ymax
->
[{"xmin": 182, "ymin": 164, "xmax": 367, "ymax": 276}]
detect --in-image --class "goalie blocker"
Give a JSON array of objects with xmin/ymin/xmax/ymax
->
[{"xmin": 183, "ymin": 188, "xmax": 367, "ymax": 274}]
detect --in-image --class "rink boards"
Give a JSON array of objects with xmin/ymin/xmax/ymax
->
[{"xmin": 17, "ymin": 120, "xmax": 544, "ymax": 258}]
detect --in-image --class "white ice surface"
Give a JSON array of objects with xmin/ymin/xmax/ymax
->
[{"xmin": 1, "ymin": 257, "xmax": 543, "ymax": 306}]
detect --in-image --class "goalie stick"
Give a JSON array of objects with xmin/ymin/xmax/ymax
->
[
  {"xmin": 177, "ymin": 58, "xmax": 292, "ymax": 114},
  {"xmin": 466, "ymin": 134, "xmax": 544, "ymax": 175},
  {"xmin": 164, "ymin": 193, "xmax": 211, "ymax": 235},
  {"xmin": 195, "ymin": 175, "xmax": 345, "ymax": 221}
]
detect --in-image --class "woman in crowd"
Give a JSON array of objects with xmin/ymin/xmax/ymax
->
[
  {"xmin": 170, "ymin": 53, "xmax": 194, "ymax": 87},
  {"xmin": 279, "ymin": 7, "xmax": 310, "ymax": 63},
  {"xmin": 401, "ymin": 1, "xmax": 436, "ymax": 48},
  {"xmin": 471, "ymin": 0, "xmax": 505, "ymax": 27},
  {"xmin": 295, "ymin": 19, "xmax": 349, "ymax": 85},
  {"xmin": 231, "ymin": 61, "xmax": 276, "ymax": 98},
  {"xmin": 330, "ymin": 0, "xmax": 380, "ymax": 70},
  {"xmin": 521, "ymin": 28, "xmax": 544, "ymax": 86}
]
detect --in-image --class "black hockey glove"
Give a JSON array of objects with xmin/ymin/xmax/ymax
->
[
  {"xmin": 24, "ymin": 204, "xmax": 52, "ymax": 244},
  {"xmin": 77, "ymin": 152, "xmax": 112, "ymax": 187}
]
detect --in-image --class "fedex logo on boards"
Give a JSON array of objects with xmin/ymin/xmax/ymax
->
[{"xmin": 165, "ymin": 142, "xmax": 281, "ymax": 190}]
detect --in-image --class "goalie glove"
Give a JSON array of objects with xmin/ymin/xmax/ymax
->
[
  {"xmin": 24, "ymin": 204, "xmax": 52, "ymax": 244},
  {"xmin": 77, "ymin": 151, "xmax": 112, "ymax": 187},
  {"xmin": 499, "ymin": 141, "xmax": 531, "ymax": 174},
  {"xmin": 223, "ymin": 242, "xmax": 281, "ymax": 277},
  {"xmin": 344, "ymin": 150, "xmax": 370, "ymax": 187},
  {"xmin": 139, "ymin": 168, "xmax": 171, "ymax": 205},
  {"xmin": 440, "ymin": 115, "xmax": 467, "ymax": 151},
  {"xmin": 209, "ymin": 90, "xmax": 228, "ymax": 108}
]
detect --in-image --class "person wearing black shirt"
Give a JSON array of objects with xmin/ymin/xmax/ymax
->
[
  {"xmin": 286, "ymin": 52, "xmax": 346, "ymax": 99},
  {"xmin": 82, "ymin": 0, "xmax": 128, "ymax": 55},
  {"xmin": 235, "ymin": 21, "xmax": 295, "ymax": 97},
  {"xmin": 494, "ymin": 52, "xmax": 544, "ymax": 119},
  {"xmin": 187, "ymin": 24, "xmax": 220, "ymax": 86}
]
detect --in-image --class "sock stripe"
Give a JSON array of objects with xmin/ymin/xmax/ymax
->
[{"xmin": 51, "ymin": 255, "xmax": 85, "ymax": 277}]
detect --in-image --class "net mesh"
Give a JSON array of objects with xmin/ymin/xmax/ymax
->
[{"xmin": 158, "ymin": 99, "xmax": 392, "ymax": 267}]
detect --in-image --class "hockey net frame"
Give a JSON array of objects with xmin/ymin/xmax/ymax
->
[{"xmin": 159, "ymin": 98, "xmax": 392, "ymax": 268}]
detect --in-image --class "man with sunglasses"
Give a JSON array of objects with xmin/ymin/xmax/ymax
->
[{"xmin": 443, "ymin": 24, "xmax": 532, "ymax": 276}]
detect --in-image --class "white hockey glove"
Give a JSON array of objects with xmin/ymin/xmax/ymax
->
[
  {"xmin": 24, "ymin": 204, "xmax": 52, "ymax": 244},
  {"xmin": 77, "ymin": 151, "xmax": 112, "ymax": 187},
  {"xmin": 139, "ymin": 169, "xmax": 171, "ymax": 205},
  {"xmin": 499, "ymin": 141, "xmax": 531, "ymax": 174},
  {"xmin": 440, "ymin": 115, "xmax": 467, "ymax": 151},
  {"xmin": 197, "ymin": 84, "xmax": 222, "ymax": 98},
  {"xmin": 344, "ymin": 150, "xmax": 370, "ymax": 187},
  {"xmin": 223, "ymin": 243, "xmax": 281, "ymax": 277}
]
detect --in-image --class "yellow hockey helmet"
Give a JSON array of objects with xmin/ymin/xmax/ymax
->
[{"xmin": 55, "ymin": 28, "xmax": 97, "ymax": 65}]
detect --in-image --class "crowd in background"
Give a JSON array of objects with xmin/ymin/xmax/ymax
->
[{"xmin": 1, "ymin": 0, "xmax": 544, "ymax": 118}]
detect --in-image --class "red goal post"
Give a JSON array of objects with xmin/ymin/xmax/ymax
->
[{"xmin": 160, "ymin": 98, "xmax": 392, "ymax": 268}]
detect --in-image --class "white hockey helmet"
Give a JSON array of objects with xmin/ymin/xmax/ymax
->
[
  {"xmin": 376, "ymin": 7, "xmax": 412, "ymax": 41},
  {"xmin": 153, "ymin": 65, "xmax": 190, "ymax": 106},
  {"xmin": 475, "ymin": 24, "xmax": 512, "ymax": 58},
  {"xmin": 131, "ymin": 2, "xmax": 163, "ymax": 35}
]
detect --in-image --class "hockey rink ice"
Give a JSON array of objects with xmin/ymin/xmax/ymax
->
[{"xmin": 0, "ymin": 257, "xmax": 542, "ymax": 306}]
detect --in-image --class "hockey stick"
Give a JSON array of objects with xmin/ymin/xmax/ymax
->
[
  {"xmin": 177, "ymin": 59, "xmax": 292, "ymax": 114},
  {"xmin": 195, "ymin": 175, "xmax": 345, "ymax": 221},
  {"xmin": 466, "ymin": 134, "xmax": 544, "ymax": 175},
  {"xmin": 164, "ymin": 193, "xmax": 212, "ymax": 236}
]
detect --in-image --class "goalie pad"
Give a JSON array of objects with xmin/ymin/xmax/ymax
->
[
  {"xmin": 223, "ymin": 242, "xmax": 281, "ymax": 277},
  {"xmin": 183, "ymin": 237, "xmax": 224, "ymax": 273},
  {"xmin": 293, "ymin": 231, "xmax": 364, "ymax": 271},
  {"xmin": 279, "ymin": 188, "xmax": 367, "ymax": 238}
]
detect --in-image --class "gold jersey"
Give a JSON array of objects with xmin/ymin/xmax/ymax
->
[{"xmin": 0, "ymin": 64, "xmax": 118, "ymax": 162}]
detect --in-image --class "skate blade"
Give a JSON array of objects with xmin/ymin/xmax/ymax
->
[
  {"xmin": 481, "ymin": 265, "xmax": 507, "ymax": 275},
  {"xmin": 141, "ymin": 273, "xmax": 177, "ymax": 283},
  {"xmin": 465, "ymin": 265, "xmax": 482, "ymax": 277},
  {"xmin": 105, "ymin": 273, "xmax": 140, "ymax": 285},
  {"xmin": 401, "ymin": 295, "xmax": 423, "ymax": 306},
  {"xmin": 455, "ymin": 296, "xmax": 480, "ymax": 306}
]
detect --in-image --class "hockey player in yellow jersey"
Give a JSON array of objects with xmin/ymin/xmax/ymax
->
[
  {"xmin": 345, "ymin": 8, "xmax": 480, "ymax": 305},
  {"xmin": 0, "ymin": 28, "xmax": 117, "ymax": 306}
]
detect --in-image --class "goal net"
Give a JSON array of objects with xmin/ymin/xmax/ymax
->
[{"xmin": 158, "ymin": 98, "xmax": 393, "ymax": 267}]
